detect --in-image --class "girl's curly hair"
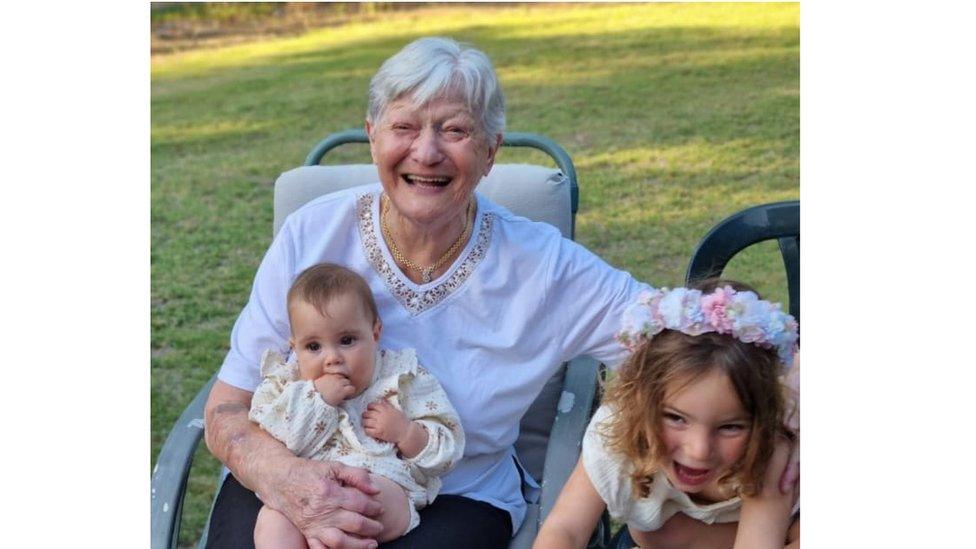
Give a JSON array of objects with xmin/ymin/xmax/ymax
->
[{"xmin": 600, "ymin": 279, "xmax": 787, "ymax": 498}]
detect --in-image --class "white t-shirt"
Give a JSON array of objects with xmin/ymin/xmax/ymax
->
[{"xmin": 218, "ymin": 183, "xmax": 651, "ymax": 531}]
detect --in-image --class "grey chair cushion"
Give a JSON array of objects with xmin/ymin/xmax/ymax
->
[
  {"xmin": 514, "ymin": 364, "xmax": 566, "ymax": 482},
  {"xmin": 273, "ymin": 164, "xmax": 572, "ymax": 238}
]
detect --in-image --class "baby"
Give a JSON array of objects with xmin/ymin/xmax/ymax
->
[{"xmin": 248, "ymin": 263, "xmax": 465, "ymax": 548}]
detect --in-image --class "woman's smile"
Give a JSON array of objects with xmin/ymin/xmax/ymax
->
[{"xmin": 401, "ymin": 173, "xmax": 453, "ymax": 189}]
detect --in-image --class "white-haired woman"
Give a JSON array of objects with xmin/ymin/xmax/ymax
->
[{"xmin": 203, "ymin": 37, "xmax": 796, "ymax": 549}]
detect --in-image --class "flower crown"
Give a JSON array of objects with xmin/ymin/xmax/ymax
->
[{"xmin": 617, "ymin": 286, "xmax": 799, "ymax": 368}]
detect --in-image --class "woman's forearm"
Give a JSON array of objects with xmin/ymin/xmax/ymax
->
[
  {"xmin": 733, "ymin": 505, "xmax": 792, "ymax": 549},
  {"xmin": 204, "ymin": 379, "xmax": 296, "ymax": 496}
]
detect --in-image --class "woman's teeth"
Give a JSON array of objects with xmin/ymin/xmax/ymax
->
[{"xmin": 404, "ymin": 174, "xmax": 451, "ymax": 187}]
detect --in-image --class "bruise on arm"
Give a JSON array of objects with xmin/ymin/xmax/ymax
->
[{"xmin": 204, "ymin": 381, "xmax": 293, "ymax": 493}]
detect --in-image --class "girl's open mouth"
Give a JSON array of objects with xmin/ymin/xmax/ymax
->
[{"xmin": 673, "ymin": 462, "xmax": 711, "ymax": 486}]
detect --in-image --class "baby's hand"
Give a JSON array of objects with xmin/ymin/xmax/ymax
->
[
  {"xmin": 313, "ymin": 373, "xmax": 356, "ymax": 407},
  {"xmin": 362, "ymin": 400, "xmax": 411, "ymax": 445}
]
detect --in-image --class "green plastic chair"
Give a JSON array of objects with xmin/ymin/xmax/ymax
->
[
  {"xmin": 151, "ymin": 129, "xmax": 610, "ymax": 549},
  {"xmin": 608, "ymin": 199, "xmax": 800, "ymax": 548}
]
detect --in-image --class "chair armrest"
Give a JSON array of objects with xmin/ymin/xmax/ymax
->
[
  {"xmin": 509, "ymin": 503, "xmax": 541, "ymax": 549},
  {"xmin": 539, "ymin": 355, "xmax": 600, "ymax": 521},
  {"xmin": 151, "ymin": 372, "xmax": 217, "ymax": 549},
  {"xmin": 510, "ymin": 357, "xmax": 600, "ymax": 548}
]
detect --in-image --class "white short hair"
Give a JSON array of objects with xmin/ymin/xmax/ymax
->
[{"xmin": 367, "ymin": 37, "xmax": 506, "ymax": 138}]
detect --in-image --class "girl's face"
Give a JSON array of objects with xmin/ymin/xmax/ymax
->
[{"xmin": 658, "ymin": 368, "xmax": 751, "ymax": 501}]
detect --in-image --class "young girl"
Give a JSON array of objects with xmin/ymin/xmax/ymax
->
[
  {"xmin": 535, "ymin": 280, "xmax": 800, "ymax": 549},
  {"xmin": 248, "ymin": 263, "xmax": 465, "ymax": 548}
]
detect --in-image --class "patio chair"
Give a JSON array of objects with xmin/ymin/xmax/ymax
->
[
  {"xmin": 686, "ymin": 200, "xmax": 799, "ymax": 322},
  {"xmin": 151, "ymin": 129, "xmax": 610, "ymax": 549},
  {"xmin": 607, "ymin": 199, "xmax": 800, "ymax": 548}
]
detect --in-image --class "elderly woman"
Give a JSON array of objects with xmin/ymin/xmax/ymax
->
[{"xmin": 204, "ymin": 37, "xmax": 794, "ymax": 549}]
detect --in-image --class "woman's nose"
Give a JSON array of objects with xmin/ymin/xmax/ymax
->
[{"xmin": 411, "ymin": 127, "xmax": 445, "ymax": 165}]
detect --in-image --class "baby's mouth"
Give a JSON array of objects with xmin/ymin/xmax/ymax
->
[
  {"xmin": 673, "ymin": 462, "xmax": 712, "ymax": 486},
  {"xmin": 402, "ymin": 174, "xmax": 452, "ymax": 188}
]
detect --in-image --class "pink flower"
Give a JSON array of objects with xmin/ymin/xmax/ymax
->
[{"xmin": 700, "ymin": 286, "xmax": 734, "ymax": 333}]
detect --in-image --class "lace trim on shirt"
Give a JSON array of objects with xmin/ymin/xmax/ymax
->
[{"xmin": 357, "ymin": 192, "xmax": 492, "ymax": 316}]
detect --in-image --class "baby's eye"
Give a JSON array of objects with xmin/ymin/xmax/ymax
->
[
  {"xmin": 306, "ymin": 342, "xmax": 321, "ymax": 352},
  {"xmin": 339, "ymin": 335, "xmax": 356, "ymax": 346}
]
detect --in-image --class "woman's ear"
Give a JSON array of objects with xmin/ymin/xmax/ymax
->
[
  {"xmin": 483, "ymin": 133, "xmax": 503, "ymax": 176},
  {"xmin": 365, "ymin": 118, "xmax": 378, "ymax": 163}
]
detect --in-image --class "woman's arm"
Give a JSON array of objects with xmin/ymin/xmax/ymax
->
[
  {"xmin": 249, "ymin": 374, "xmax": 341, "ymax": 459},
  {"xmin": 204, "ymin": 380, "xmax": 384, "ymax": 548},
  {"xmin": 534, "ymin": 459, "xmax": 607, "ymax": 549},
  {"xmin": 733, "ymin": 437, "xmax": 798, "ymax": 549}
]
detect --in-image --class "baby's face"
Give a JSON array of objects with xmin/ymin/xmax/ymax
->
[{"xmin": 289, "ymin": 294, "xmax": 381, "ymax": 399}]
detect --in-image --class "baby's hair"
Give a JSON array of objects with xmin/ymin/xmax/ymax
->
[
  {"xmin": 602, "ymin": 278, "xmax": 785, "ymax": 498},
  {"xmin": 287, "ymin": 263, "xmax": 380, "ymax": 325}
]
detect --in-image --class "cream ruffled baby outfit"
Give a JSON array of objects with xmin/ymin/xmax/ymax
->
[{"xmin": 249, "ymin": 347, "xmax": 464, "ymax": 532}]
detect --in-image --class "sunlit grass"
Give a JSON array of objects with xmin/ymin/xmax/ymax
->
[{"xmin": 152, "ymin": 3, "xmax": 798, "ymax": 545}]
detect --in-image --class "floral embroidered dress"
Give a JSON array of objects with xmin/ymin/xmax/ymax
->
[{"xmin": 249, "ymin": 347, "xmax": 464, "ymax": 532}]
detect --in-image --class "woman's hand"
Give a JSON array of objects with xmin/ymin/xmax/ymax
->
[
  {"xmin": 779, "ymin": 351, "xmax": 800, "ymax": 494},
  {"xmin": 204, "ymin": 380, "xmax": 384, "ymax": 548},
  {"xmin": 734, "ymin": 437, "xmax": 798, "ymax": 549},
  {"xmin": 262, "ymin": 458, "xmax": 386, "ymax": 549}
]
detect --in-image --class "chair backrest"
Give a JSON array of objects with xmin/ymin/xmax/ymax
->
[
  {"xmin": 273, "ymin": 130, "xmax": 578, "ymax": 482},
  {"xmin": 274, "ymin": 164, "xmax": 572, "ymax": 238},
  {"xmin": 685, "ymin": 200, "xmax": 799, "ymax": 322}
]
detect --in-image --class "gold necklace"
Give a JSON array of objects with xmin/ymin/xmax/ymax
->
[{"xmin": 380, "ymin": 195, "xmax": 473, "ymax": 283}]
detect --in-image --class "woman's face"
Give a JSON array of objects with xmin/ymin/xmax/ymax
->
[{"xmin": 366, "ymin": 94, "xmax": 501, "ymax": 228}]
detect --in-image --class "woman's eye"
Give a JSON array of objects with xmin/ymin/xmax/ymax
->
[
  {"xmin": 306, "ymin": 342, "xmax": 320, "ymax": 352},
  {"xmin": 340, "ymin": 336, "xmax": 356, "ymax": 345},
  {"xmin": 442, "ymin": 127, "xmax": 468, "ymax": 140}
]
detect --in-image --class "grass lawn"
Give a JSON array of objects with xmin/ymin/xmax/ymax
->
[{"xmin": 152, "ymin": 3, "xmax": 798, "ymax": 545}]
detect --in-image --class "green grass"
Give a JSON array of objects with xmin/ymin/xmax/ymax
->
[{"xmin": 152, "ymin": 3, "xmax": 798, "ymax": 545}]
